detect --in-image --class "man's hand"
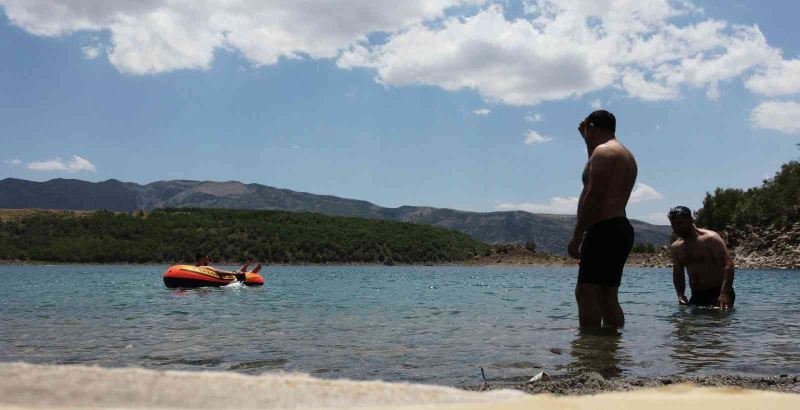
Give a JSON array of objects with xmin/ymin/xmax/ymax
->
[
  {"xmin": 568, "ymin": 234, "xmax": 582, "ymax": 259},
  {"xmin": 718, "ymin": 291, "xmax": 733, "ymax": 310},
  {"xmin": 678, "ymin": 294, "xmax": 689, "ymax": 305},
  {"xmin": 577, "ymin": 119, "xmax": 587, "ymax": 138}
]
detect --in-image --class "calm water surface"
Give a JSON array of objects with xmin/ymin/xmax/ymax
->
[{"xmin": 1, "ymin": 265, "xmax": 798, "ymax": 385}]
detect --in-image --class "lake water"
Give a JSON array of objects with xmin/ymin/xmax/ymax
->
[{"xmin": 1, "ymin": 265, "xmax": 798, "ymax": 386}]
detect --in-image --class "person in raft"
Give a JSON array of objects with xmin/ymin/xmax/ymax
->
[
  {"xmin": 668, "ymin": 206, "xmax": 735, "ymax": 309},
  {"xmin": 195, "ymin": 253, "xmax": 261, "ymax": 281},
  {"xmin": 569, "ymin": 110, "xmax": 638, "ymax": 328}
]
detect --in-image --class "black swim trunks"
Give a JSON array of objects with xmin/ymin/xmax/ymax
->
[
  {"xmin": 689, "ymin": 287, "xmax": 735, "ymax": 306},
  {"xmin": 578, "ymin": 217, "xmax": 634, "ymax": 288}
]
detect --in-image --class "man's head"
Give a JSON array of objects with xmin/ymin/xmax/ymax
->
[
  {"xmin": 667, "ymin": 206, "xmax": 695, "ymax": 238},
  {"xmin": 579, "ymin": 110, "xmax": 616, "ymax": 142}
]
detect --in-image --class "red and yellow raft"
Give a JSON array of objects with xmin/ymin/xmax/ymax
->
[{"xmin": 163, "ymin": 265, "xmax": 264, "ymax": 288}]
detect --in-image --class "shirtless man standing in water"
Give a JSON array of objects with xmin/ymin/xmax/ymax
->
[
  {"xmin": 569, "ymin": 110, "xmax": 638, "ymax": 328},
  {"xmin": 668, "ymin": 206, "xmax": 735, "ymax": 309}
]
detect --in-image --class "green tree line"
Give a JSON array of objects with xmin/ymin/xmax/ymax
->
[
  {"xmin": 695, "ymin": 158, "xmax": 800, "ymax": 231},
  {"xmin": 0, "ymin": 208, "xmax": 491, "ymax": 264}
]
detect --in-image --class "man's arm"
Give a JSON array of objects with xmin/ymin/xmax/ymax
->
[
  {"xmin": 568, "ymin": 149, "xmax": 614, "ymax": 258},
  {"xmin": 671, "ymin": 244, "xmax": 689, "ymax": 305},
  {"xmin": 709, "ymin": 233, "xmax": 735, "ymax": 309},
  {"xmin": 574, "ymin": 148, "xmax": 614, "ymax": 235},
  {"xmin": 568, "ymin": 187, "xmax": 588, "ymax": 258}
]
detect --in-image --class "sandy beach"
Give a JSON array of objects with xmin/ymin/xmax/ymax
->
[{"xmin": 1, "ymin": 363, "xmax": 799, "ymax": 410}]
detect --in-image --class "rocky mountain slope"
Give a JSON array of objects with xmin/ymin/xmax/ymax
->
[{"xmin": 0, "ymin": 178, "xmax": 672, "ymax": 254}]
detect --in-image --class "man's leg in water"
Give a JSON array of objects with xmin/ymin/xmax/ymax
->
[
  {"xmin": 575, "ymin": 283, "xmax": 603, "ymax": 327},
  {"xmin": 599, "ymin": 286, "xmax": 624, "ymax": 327}
]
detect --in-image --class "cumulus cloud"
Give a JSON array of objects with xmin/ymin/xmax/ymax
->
[
  {"xmin": 1, "ymin": 0, "xmax": 792, "ymax": 107},
  {"xmin": 746, "ymin": 59, "xmax": 800, "ymax": 97},
  {"xmin": 496, "ymin": 182, "xmax": 662, "ymax": 215},
  {"xmin": 472, "ymin": 108, "xmax": 491, "ymax": 116},
  {"xmin": 590, "ymin": 99, "xmax": 603, "ymax": 109},
  {"xmin": 4, "ymin": 159, "xmax": 23, "ymax": 166},
  {"xmin": 629, "ymin": 182, "xmax": 663, "ymax": 203},
  {"xmin": 750, "ymin": 100, "xmax": 800, "ymax": 134},
  {"xmin": 26, "ymin": 155, "xmax": 97, "ymax": 172},
  {"xmin": 0, "ymin": 0, "xmax": 471, "ymax": 75},
  {"xmin": 496, "ymin": 196, "xmax": 579, "ymax": 214},
  {"xmin": 524, "ymin": 130, "xmax": 552, "ymax": 145},
  {"xmin": 339, "ymin": 1, "xmax": 785, "ymax": 105}
]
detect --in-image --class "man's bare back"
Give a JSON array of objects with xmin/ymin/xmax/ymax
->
[{"xmin": 668, "ymin": 207, "xmax": 735, "ymax": 309}]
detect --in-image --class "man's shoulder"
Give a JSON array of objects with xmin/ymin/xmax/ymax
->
[
  {"xmin": 698, "ymin": 228, "xmax": 723, "ymax": 242},
  {"xmin": 670, "ymin": 239, "xmax": 684, "ymax": 251}
]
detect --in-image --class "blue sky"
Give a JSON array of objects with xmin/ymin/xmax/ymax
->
[{"xmin": 1, "ymin": 0, "xmax": 798, "ymax": 225}]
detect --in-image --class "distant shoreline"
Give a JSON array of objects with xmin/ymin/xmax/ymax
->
[{"xmin": 1, "ymin": 254, "xmax": 793, "ymax": 270}]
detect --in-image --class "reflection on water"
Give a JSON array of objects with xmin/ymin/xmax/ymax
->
[
  {"xmin": 668, "ymin": 307, "xmax": 735, "ymax": 374},
  {"xmin": 1, "ymin": 265, "xmax": 799, "ymax": 385},
  {"xmin": 568, "ymin": 328, "xmax": 624, "ymax": 378}
]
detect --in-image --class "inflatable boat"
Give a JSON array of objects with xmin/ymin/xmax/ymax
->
[{"xmin": 163, "ymin": 265, "xmax": 265, "ymax": 288}]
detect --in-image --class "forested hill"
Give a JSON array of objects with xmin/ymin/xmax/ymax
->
[
  {"xmin": 696, "ymin": 159, "xmax": 799, "ymax": 230},
  {"xmin": 0, "ymin": 208, "xmax": 490, "ymax": 264},
  {"xmin": 0, "ymin": 178, "xmax": 672, "ymax": 254}
]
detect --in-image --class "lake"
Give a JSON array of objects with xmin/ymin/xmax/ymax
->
[{"xmin": 1, "ymin": 265, "xmax": 798, "ymax": 386}]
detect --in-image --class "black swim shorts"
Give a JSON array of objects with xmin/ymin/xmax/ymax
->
[
  {"xmin": 689, "ymin": 287, "xmax": 735, "ymax": 306},
  {"xmin": 577, "ymin": 217, "xmax": 634, "ymax": 288}
]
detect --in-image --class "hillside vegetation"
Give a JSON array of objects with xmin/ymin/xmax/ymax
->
[
  {"xmin": 0, "ymin": 208, "xmax": 490, "ymax": 264},
  {"xmin": 0, "ymin": 178, "xmax": 672, "ymax": 254},
  {"xmin": 696, "ymin": 159, "xmax": 800, "ymax": 230}
]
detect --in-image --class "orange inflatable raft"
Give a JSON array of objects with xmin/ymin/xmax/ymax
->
[{"xmin": 163, "ymin": 265, "xmax": 264, "ymax": 288}]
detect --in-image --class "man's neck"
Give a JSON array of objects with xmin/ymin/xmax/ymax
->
[
  {"xmin": 683, "ymin": 227, "xmax": 702, "ymax": 241},
  {"xmin": 585, "ymin": 135, "xmax": 614, "ymax": 157}
]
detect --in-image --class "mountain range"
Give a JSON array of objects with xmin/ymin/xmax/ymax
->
[{"xmin": 0, "ymin": 178, "xmax": 672, "ymax": 254}]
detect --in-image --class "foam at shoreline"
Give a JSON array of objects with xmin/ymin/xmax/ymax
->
[{"xmin": 2, "ymin": 363, "xmax": 798, "ymax": 410}]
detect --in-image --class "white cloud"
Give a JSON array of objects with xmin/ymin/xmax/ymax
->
[
  {"xmin": 81, "ymin": 45, "xmax": 100, "ymax": 59},
  {"xmin": 750, "ymin": 100, "xmax": 800, "ymax": 134},
  {"xmin": 339, "ymin": 5, "xmax": 616, "ymax": 106},
  {"xmin": 0, "ymin": 0, "xmax": 472, "ymax": 75},
  {"xmin": 621, "ymin": 69, "xmax": 680, "ymax": 101},
  {"xmin": 4, "ymin": 159, "xmax": 23, "ymax": 166},
  {"xmin": 746, "ymin": 59, "xmax": 800, "ymax": 97},
  {"xmin": 524, "ymin": 112, "xmax": 544, "ymax": 122},
  {"xmin": 629, "ymin": 182, "xmax": 663, "ymax": 203},
  {"xmin": 26, "ymin": 155, "xmax": 97, "ymax": 172},
  {"xmin": 590, "ymin": 99, "xmax": 603, "ymax": 109},
  {"xmin": 340, "ymin": 1, "xmax": 785, "ymax": 106},
  {"xmin": 642, "ymin": 212, "xmax": 670, "ymax": 225},
  {"xmin": 1, "ymin": 0, "xmax": 792, "ymax": 108},
  {"xmin": 524, "ymin": 130, "xmax": 552, "ymax": 145},
  {"xmin": 496, "ymin": 196, "xmax": 579, "ymax": 214},
  {"xmin": 496, "ymin": 182, "xmax": 662, "ymax": 216},
  {"xmin": 472, "ymin": 108, "xmax": 491, "ymax": 116}
]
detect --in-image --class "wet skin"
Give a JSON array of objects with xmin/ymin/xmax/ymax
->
[
  {"xmin": 669, "ymin": 217, "xmax": 735, "ymax": 309},
  {"xmin": 570, "ymin": 117, "xmax": 638, "ymax": 328}
]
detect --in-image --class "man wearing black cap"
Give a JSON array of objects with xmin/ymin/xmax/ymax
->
[
  {"xmin": 570, "ymin": 110, "xmax": 638, "ymax": 327},
  {"xmin": 667, "ymin": 206, "xmax": 735, "ymax": 309}
]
